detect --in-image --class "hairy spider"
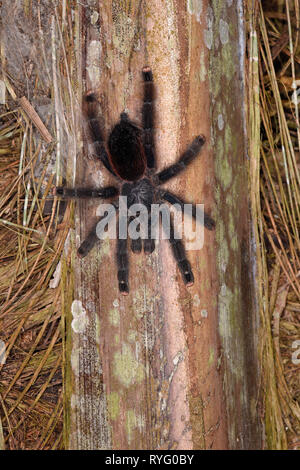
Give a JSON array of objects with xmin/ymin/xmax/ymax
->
[{"xmin": 55, "ymin": 67, "xmax": 215, "ymax": 295}]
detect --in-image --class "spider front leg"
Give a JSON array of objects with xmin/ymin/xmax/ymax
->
[
  {"xmin": 54, "ymin": 186, "xmax": 119, "ymax": 199},
  {"xmin": 156, "ymin": 135, "xmax": 205, "ymax": 184},
  {"xmin": 162, "ymin": 210, "xmax": 194, "ymax": 287},
  {"xmin": 142, "ymin": 66, "xmax": 156, "ymax": 169},
  {"xmin": 84, "ymin": 94, "xmax": 117, "ymax": 177}
]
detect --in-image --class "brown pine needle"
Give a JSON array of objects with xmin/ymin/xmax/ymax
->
[{"xmin": 19, "ymin": 97, "xmax": 53, "ymax": 144}]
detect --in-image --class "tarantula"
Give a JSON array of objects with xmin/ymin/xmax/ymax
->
[{"xmin": 55, "ymin": 67, "xmax": 215, "ymax": 295}]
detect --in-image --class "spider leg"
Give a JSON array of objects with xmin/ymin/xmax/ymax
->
[
  {"xmin": 77, "ymin": 219, "xmax": 102, "ymax": 257},
  {"xmin": 131, "ymin": 237, "xmax": 142, "ymax": 253},
  {"xmin": 117, "ymin": 215, "xmax": 129, "ymax": 295},
  {"xmin": 129, "ymin": 213, "xmax": 155, "ymax": 254},
  {"xmin": 156, "ymin": 135, "xmax": 205, "ymax": 184},
  {"xmin": 162, "ymin": 209, "xmax": 194, "ymax": 287},
  {"xmin": 143, "ymin": 213, "xmax": 155, "ymax": 253},
  {"xmin": 84, "ymin": 94, "xmax": 117, "ymax": 177},
  {"xmin": 159, "ymin": 189, "xmax": 215, "ymax": 230},
  {"xmin": 142, "ymin": 67, "xmax": 156, "ymax": 169},
  {"xmin": 129, "ymin": 215, "xmax": 142, "ymax": 253},
  {"xmin": 54, "ymin": 186, "xmax": 119, "ymax": 199},
  {"xmin": 77, "ymin": 202, "xmax": 118, "ymax": 257}
]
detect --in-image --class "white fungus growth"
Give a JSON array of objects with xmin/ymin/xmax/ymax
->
[
  {"xmin": 221, "ymin": 283, "xmax": 227, "ymax": 296},
  {"xmin": 193, "ymin": 294, "xmax": 201, "ymax": 307},
  {"xmin": 187, "ymin": 0, "xmax": 203, "ymax": 22},
  {"xmin": 71, "ymin": 300, "xmax": 84, "ymax": 318},
  {"xmin": 218, "ymin": 114, "xmax": 224, "ymax": 131},
  {"xmin": 204, "ymin": 29, "xmax": 213, "ymax": 50},
  {"xmin": 219, "ymin": 19, "xmax": 229, "ymax": 45},
  {"xmin": 86, "ymin": 40, "xmax": 102, "ymax": 87},
  {"xmin": 204, "ymin": 6, "xmax": 214, "ymax": 50},
  {"xmin": 201, "ymin": 309, "xmax": 208, "ymax": 318},
  {"xmin": 71, "ymin": 300, "xmax": 89, "ymax": 333},
  {"xmin": 90, "ymin": 10, "xmax": 99, "ymax": 25}
]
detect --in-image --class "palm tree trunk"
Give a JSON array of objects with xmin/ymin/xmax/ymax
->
[{"xmin": 64, "ymin": 0, "xmax": 262, "ymax": 450}]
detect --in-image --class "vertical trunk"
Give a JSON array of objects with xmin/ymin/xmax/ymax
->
[{"xmin": 64, "ymin": 0, "xmax": 262, "ymax": 450}]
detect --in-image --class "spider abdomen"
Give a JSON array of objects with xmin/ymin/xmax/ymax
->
[{"xmin": 108, "ymin": 117, "xmax": 146, "ymax": 182}]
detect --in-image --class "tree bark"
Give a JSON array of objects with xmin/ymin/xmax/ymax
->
[{"xmin": 64, "ymin": 0, "xmax": 262, "ymax": 450}]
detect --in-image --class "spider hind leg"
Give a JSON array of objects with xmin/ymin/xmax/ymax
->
[
  {"xmin": 117, "ymin": 214, "xmax": 130, "ymax": 295},
  {"xmin": 159, "ymin": 189, "xmax": 215, "ymax": 231},
  {"xmin": 117, "ymin": 238, "xmax": 129, "ymax": 295},
  {"xmin": 167, "ymin": 217, "xmax": 194, "ymax": 287},
  {"xmin": 143, "ymin": 214, "xmax": 155, "ymax": 253},
  {"xmin": 77, "ymin": 220, "xmax": 101, "ymax": 258},
  {"xmin": 143, "ymin": 239, "xmax": 155, "ymax": 254},
  {"xmin": 131, "ymin": 238, "xmax": 142, "ymax": 253}
]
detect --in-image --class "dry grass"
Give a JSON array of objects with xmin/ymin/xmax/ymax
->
[
  {"xmin": 0, "ymin": 106, "xmax": 70, "ymax": 449},
  {"xmin": 0, "ymin": 1, "xmax": 75, "ymax": 450},
  {"xmin": 249, "ymin": 0, "xmax": 300, "ymax": 449}
]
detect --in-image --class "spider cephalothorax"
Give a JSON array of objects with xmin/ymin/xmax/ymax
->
[{"xmin": 55, "ymin": 67, "xmax": 215, "ymax": 295}]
